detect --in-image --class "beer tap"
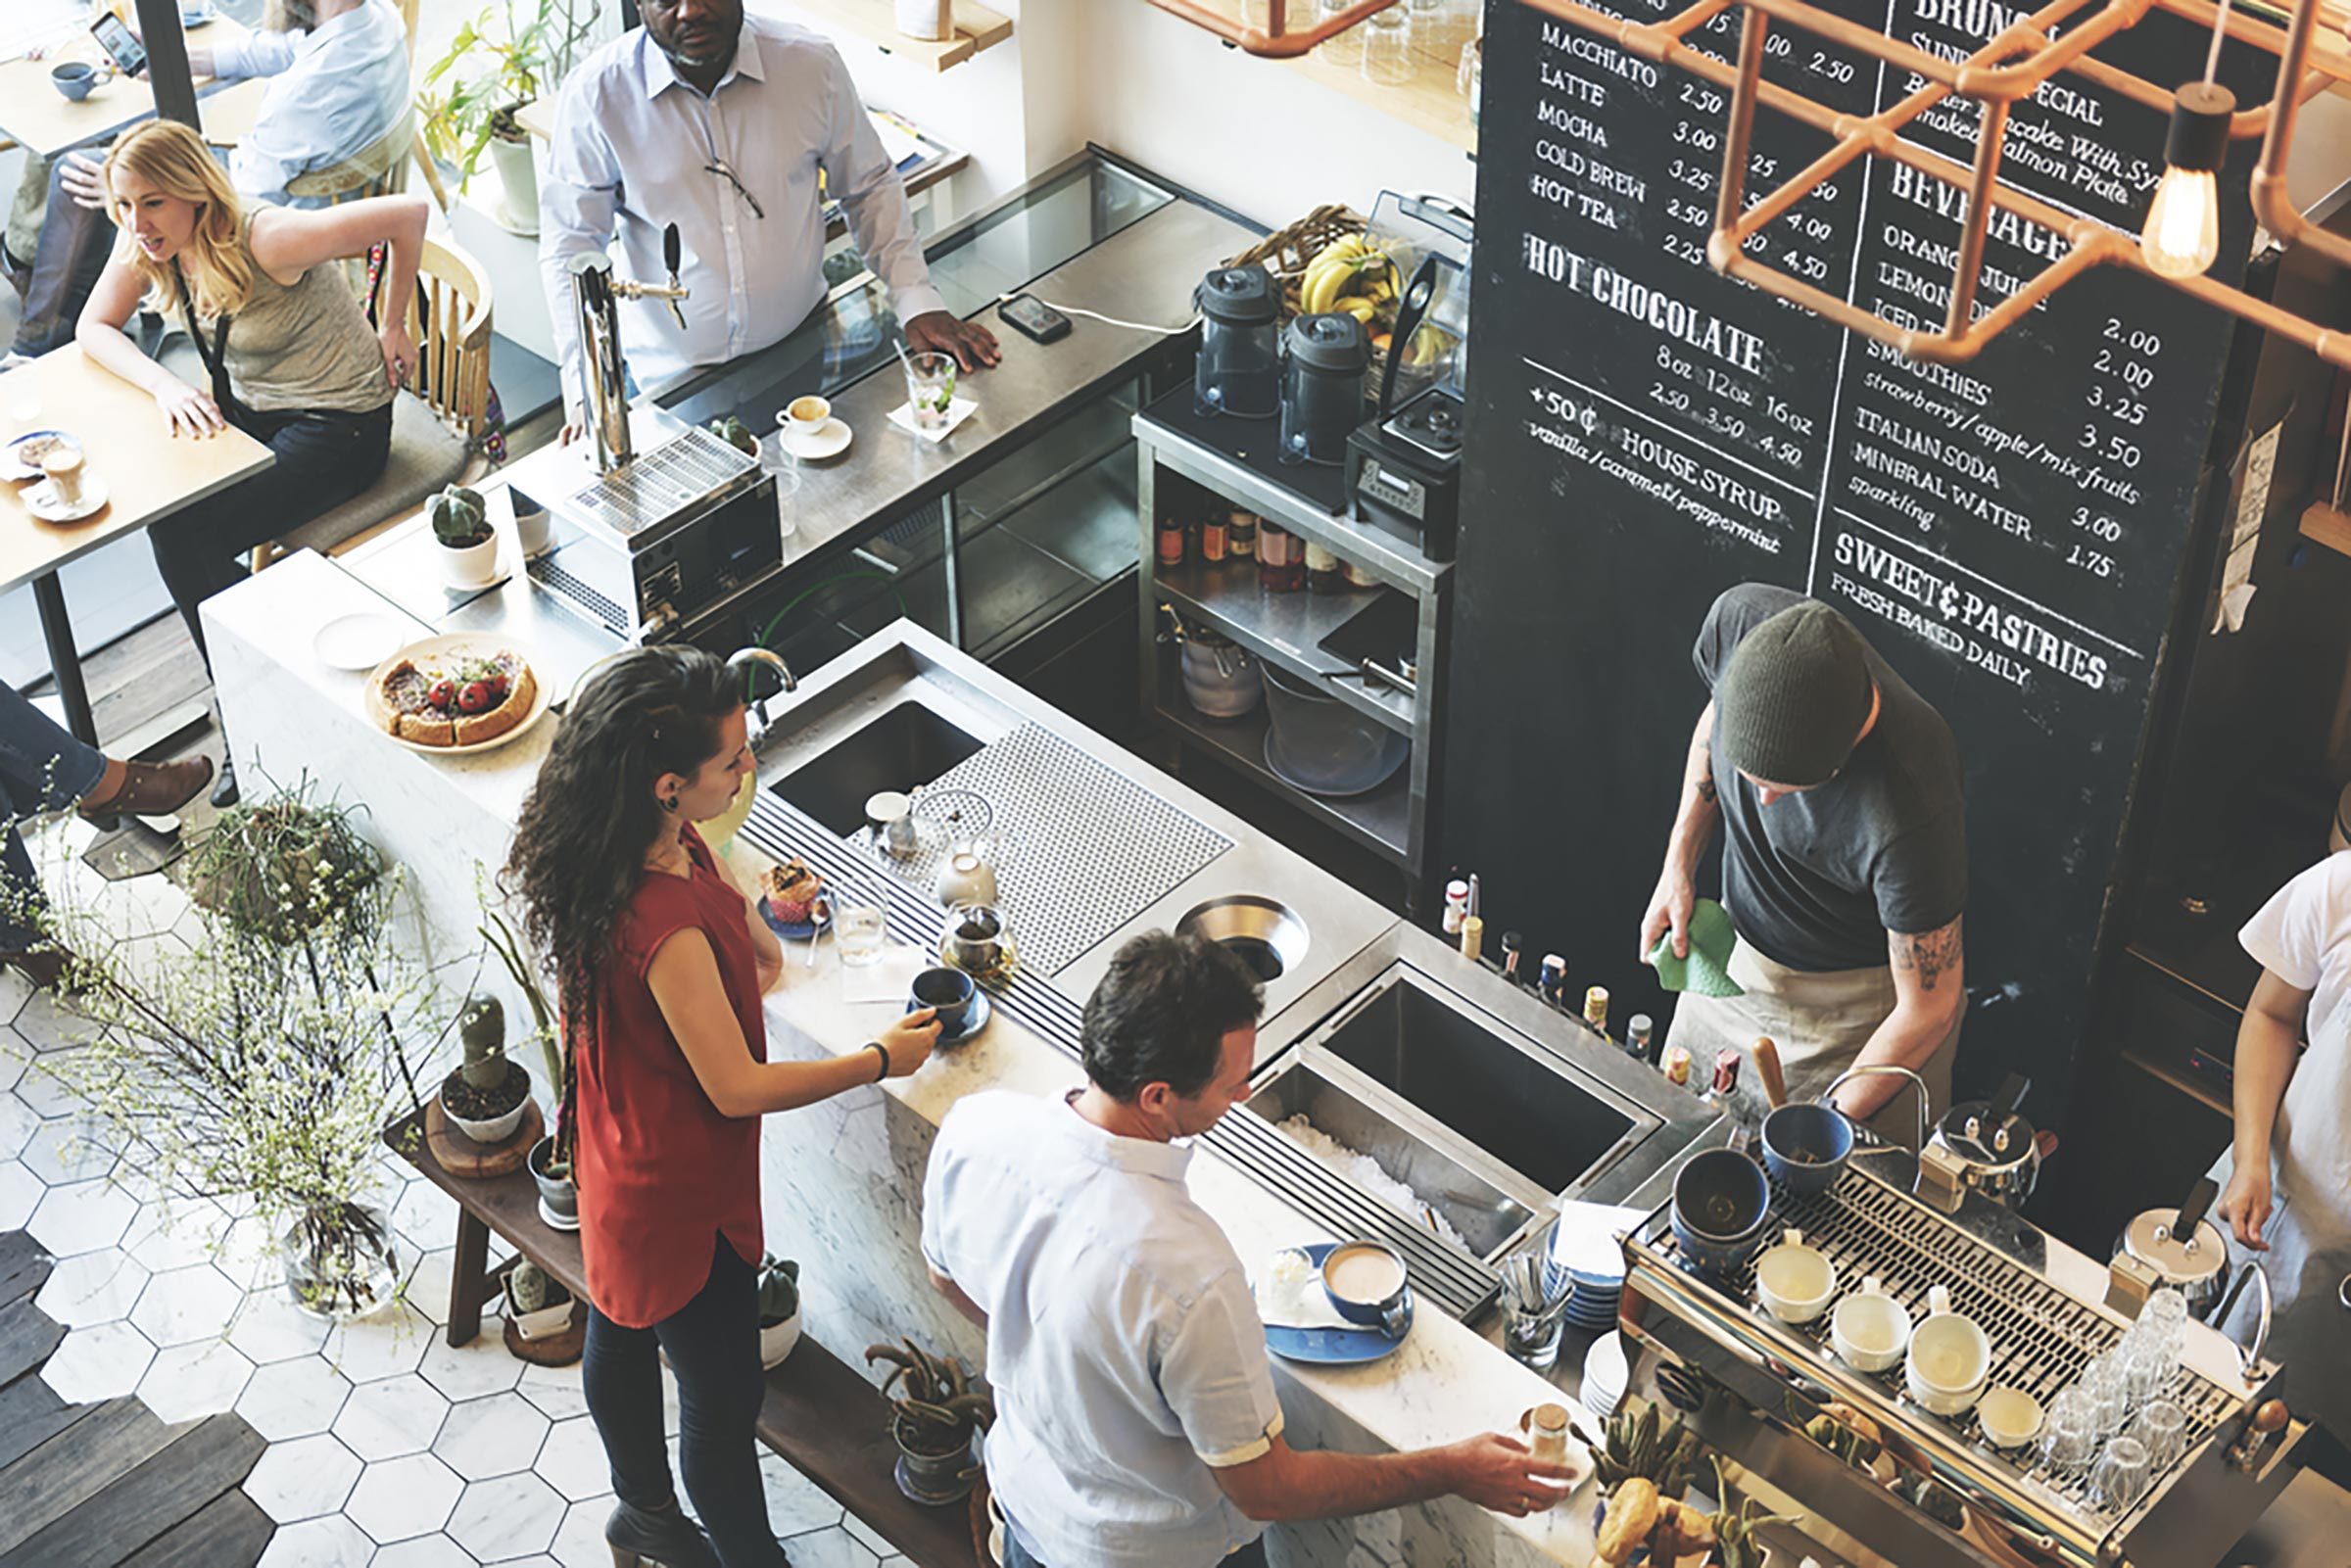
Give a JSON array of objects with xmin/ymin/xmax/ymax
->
[{"xmin": 568, "ymin": 222, "xmax": 693, "ymax": 476}]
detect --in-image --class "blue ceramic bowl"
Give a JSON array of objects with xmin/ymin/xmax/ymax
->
[
  {"xmin": 1761, "ymin": 1103, "xmax": 1854, "ymax": 1196},
  {"xmin": 1671, "ymin": 1148, "xmax": 1771, "ymax": 1273}
]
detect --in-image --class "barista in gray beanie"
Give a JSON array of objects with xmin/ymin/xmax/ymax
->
[{"xmin": 1638, "ymin": 586, "xmax": 1969, "ymax": 1140}]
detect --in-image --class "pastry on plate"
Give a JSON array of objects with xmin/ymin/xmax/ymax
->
[
  {"xmin": 375, "ymin": 648, "xmax": 537, "ymax": 747},
  {"xmin": 765, "ymin": 857, "xmax": 827, "ymax": 925}
]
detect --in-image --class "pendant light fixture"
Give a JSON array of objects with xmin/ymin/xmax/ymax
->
[{"xmin": 2141, "ymin": 0, "xmax": 2237, "ymax": 279}]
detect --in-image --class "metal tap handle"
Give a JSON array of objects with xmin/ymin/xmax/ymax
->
[
  {"xmin": 663, "ymin": 221, "xmax": 682, "ymax": 279},
  {"xmin": 1817, "ymin": 1063, "xmax": 1932, "ymax": 1151},
  {"xmin": 2212, "ymin": 1260, "xmax": 2275, "ymax": 1383},
  {"xmin": 725, "ymin": 647, "xmax": 798, "ymax": 742}
]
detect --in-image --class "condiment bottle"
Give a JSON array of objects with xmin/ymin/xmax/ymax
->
[
  {"xmin": 1583, "ymin": 985, "xmax": 1609, "ymax": 1034},
  {"xmin": 1304, "ymin": 540, "xmax": 1342, "ymax": 594},
  {"xmin": 1539, "ymin": 954, "xmax": 1566, "ymax": 1003},
  {"xmin": 1500, "ymin": 930, "xmax": 1524, "ymax": 982},
  {"xmin": 1227, "ymin": 510, "xmax": 1258, "ymax": 559},
  {"xmin": 1341, "ymin": 555, "xmax": 1378, "ymax": 589},
  {"xmin": 1258, "ymin": 523, "xmax": 1304, "ymax": 592},
  {"xmin": 1525, "ymin": 1403, "xmax": 1571, "ymax": 1467},
  {"xmin": 1458, "ymin": 914, "xmax": 1484, "ymax": 963},
  {"xmin": 1157, "ymin": 514, "xmax": 1186, "ymax": 567},
  {"xmin": 1626, "ymin": 1013, "xmax": 1654, "ymax": 1062},
  {"xmin": 1442, "ymin": 878, "xmax": 1470, "ymax": 935},
  {"xmin": 1201, "ymin": 511, "xmax": 1228, "ymax": 562},
  {"xmin": 1663, "ymin": 1044, "xmax": 1693, "ymax": 1086}
]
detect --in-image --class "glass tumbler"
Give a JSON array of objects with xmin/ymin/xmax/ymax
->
[
  {"xmin": 2080, "ymin": 1353, "xmax": 2130, "ymax": 1436},
  {"xmin": 2129, "ymin": 1400, "xmax": 2190, "ymax": 1471},
  {"xmin": 1362, "ymin": 7, "xmax": 1413, "ymax": 85},
  {"xmin": 769, "ymin": 465, "xmax": 802, "ymax": 541},
  {"xmin": 2091, "ymin": 1435, "xmax": 2152, "ymax": 1511},
  {"xmin": 904, "ymin": 351, "xmax": 958, "ymax": 434},
  {"xmin": 1316, "ymin": 0, "xmax": 1363, "ymax": 64},
  {"xmin": 2123, "ymin": 1331, "xmax": 2176, "ymax": 1405},
  {"xmin": 2039, "ymin": 1388, "xmax": 2097, "ymax": 1474},
  {"xmin": 832, "ymin": 874, "xmax": 890, "ymax": 968}
]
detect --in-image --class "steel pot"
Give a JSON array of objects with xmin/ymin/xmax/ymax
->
[
  {"xmin": 1179, "ymin": 633, "xmax": 1262, "ymax": 719},
  {"xmin": 1921, "ymin": 1072, "xmax": 2039, "ymax": 1211},
  {"xmin": 2115, "ymin": 1175, "xmax": 2231, "ymax": 1317}
]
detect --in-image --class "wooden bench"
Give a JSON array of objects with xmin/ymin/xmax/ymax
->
[{"xmin": 384, "ymin": 1115, "xmax": 983, "ymax": 1567}]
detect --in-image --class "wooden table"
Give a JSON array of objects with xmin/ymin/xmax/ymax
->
[
  {"xmin": 1, "ymin": 348, "xmax": 271, "ymax": 743},
  {"xmin": 0, "ymin": 17, "xmax": 262, "ymax": 161},
  {"xmin": 386, "ymin": 1112, "xmax": 984, "ymax": 1567}
]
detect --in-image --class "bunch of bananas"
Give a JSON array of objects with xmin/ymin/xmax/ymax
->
[{"xmin": 1299, "ymin": 234, "xmax": 1397, "ymax": 325}]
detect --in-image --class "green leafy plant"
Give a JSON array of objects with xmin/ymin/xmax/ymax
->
[
  {"xmin": 185, "ymin": 777, "xmax": 385, "ymax": 948},
  {"xmin": 481, "ymin": 905, "xmax": 570, "ymax": 1173},
  {"xmin": 417, "ymin": 0, "xmax": 595, "ymax": 189},
  {"xmin": 866, "ymin": 1338, "xmax": 992, "ymax": 1457}
]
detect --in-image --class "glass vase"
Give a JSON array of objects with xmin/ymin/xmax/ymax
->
[{"xmin": 279, "ymin": 1201, "xmax": 402, "ymax": 1321}]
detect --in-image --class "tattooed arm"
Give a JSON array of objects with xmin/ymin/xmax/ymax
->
[
  {"xmin": 1639, "ymin": 701, "xmax": 1722, "ymax": 964},
  {"xmin": 1834, "ymin": 915, "xmax": 1966, "ymax": 1122}
]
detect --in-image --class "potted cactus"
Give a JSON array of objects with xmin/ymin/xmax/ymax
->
[
  {"xmin": 709, "ymin": 414, "xmax": 759, "ymax": 457},
  {"xmin": 503, "ymin": 1258, "xmax": 575, "ymax": 1341},
  {"xmin": 431, "ymin": 484, "xmax": 500, "ymax": 590},
  {"xmin": 866, "ymin": 1338, "xmax": 991, "ymax": 1505},
  {"xmin": 757, "ymin": 1255, "xmax": 802, "ymax": 1369},
  {"xmin": 438, "ymin": 994, "xmax": 532, "ymax": 1146}
]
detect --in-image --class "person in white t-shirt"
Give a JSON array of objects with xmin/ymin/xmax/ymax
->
[{"xmin": 2210, "ymin": 849, "xmax": 2351, "ymax": 1440}]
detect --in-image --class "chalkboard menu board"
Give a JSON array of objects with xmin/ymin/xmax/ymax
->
[{"xmin": 1448, "ymin": 0, "xmax": 2271, "ymax": 1117}]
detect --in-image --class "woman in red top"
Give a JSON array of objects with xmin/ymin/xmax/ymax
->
[{"xmin": 505, "ymin": 647, "xmax": 939, "ymax": 1568}]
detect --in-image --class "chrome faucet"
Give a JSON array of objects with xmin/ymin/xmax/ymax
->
[
  {"xmin": 1817, "ymin": 1063, "xmax": 1933, "ymax": 1154},
  {"xmin": 726, "ymin": 647, "xmax": 797, "ymax": 748},
  {"xmin": 567, "ymin": 222, "xmax": 691, "ymax": 476}
]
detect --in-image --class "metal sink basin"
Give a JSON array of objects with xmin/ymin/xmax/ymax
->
[
  {"xmin": 1314, "ymin": 964, "xmax": 1643, "ymax": 1194},
  {"xmin": 765, "ymin": 698, "xmax": 984, "ymax": 835}
]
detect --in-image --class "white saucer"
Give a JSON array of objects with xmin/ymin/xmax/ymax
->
[
  {"xmin": 312, "ymin": 613, "xmax": 407, "ymax": 671},
  {"xmin": 781, "ymin": 417, "xmax": 852, "ymax": 461},
  {"xmin": 24, "ymin": 476, "xmax": 106, "ymax": 523}
]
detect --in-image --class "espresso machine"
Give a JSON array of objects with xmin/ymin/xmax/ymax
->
[{"xmin": 525, "ymin": 229, "xmax": 784, "ymax": 643}]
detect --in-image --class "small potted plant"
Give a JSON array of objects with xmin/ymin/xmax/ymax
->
[
  {"xmin": 757, "ymin": 1255, "xmax": 802, "ymax": 1369},
  {"xmin": 503, "ymin": 1258, "xmax": 575, "ymax": 1341},
  {"xmin": 439, "ymin": 994, "xmax": 532, "ymax": 1146},
  {"xmin": 431, "ymin": 484, "xmax": 499, "ymax": 590},
  {"xmin": 867, "ymin": 1338, "xmax": 991, "ymax": 1504},
  {"xmin": 482, "ymin": 909, "xmax": 577, "ymax": 1229},
  {"xmin": 709, "ymin": 415, "xmax": 759, "ymax": 457}
]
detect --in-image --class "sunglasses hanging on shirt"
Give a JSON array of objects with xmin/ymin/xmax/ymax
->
[{"xmin": 705, "ymin": 160, "xmax": 764, "ymax": 220}]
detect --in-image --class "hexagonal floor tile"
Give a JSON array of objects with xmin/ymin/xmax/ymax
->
[
  {"xmin": 11, "ymin": 987, "xmax": 91, "ymax": 1054},
  {"xmin": 516, "ymin": 1360, "xmax": 588, "ymax": 1422},
  {"xmin": 130, "ymin": 1262, "xmax": 247, "ymax": 1347},
  {"xmin": 26, "ymin": 1176, "xmax": 138, "ymax": 1256},
  {"xmin": 777, "ymin": 1525, "xmax": 881, "ymax": 1568},
  {"xmin": 235, "ymin": 1355, "xmax": 354, "ymax": 1441},
  {"xmin": 435, "ymin": 1389, "xmax": 551, "ymax": 1481},
  {"xmin": 842, "ymin": 1513, "xmax": 891, "ymax": 1557},
  {"xmin": 0, "ymin": 1028, "xmax": 27, "ymax": 1093},
  {"xmin": 345, "ymin": 1449, "xmax": 465, "ymax": 1544},
  {"xmin": 370, "ymin": 1535, "xmax": 478, "ymax": 1567},
  {"xmin": 254, "ymin": 1511, "xmax": 376, "ymax": 1567},
  {"xmin": 332, "ymin": 1367, "xmax": 453, "ymax": 1460},
  {"xmin": 448, "ymin": 1470, "xmax": 567, "ymax": 1561},
  {"xmin": 418, "ymin": 1326, "xmax": 526, "ymax": 1402},
  {"xmin": 12, "ymin": 1058, "xmax": 84, "ymax": 1118},
  {"xmin": 34, "ymin": 1248, "xmax": 150, "ymax": 1327},
  {"xmin": 136, "ymin": 1337, "xmax": 256, "ymax": 1424},
  {"xmin": 758, "ymin": 1449, "xmax": 846, "ymax": 1537},
  {"xmin": 549, "ymin": 1496, "xmax": 616, "ymax": 1568},
  {"xmin": 392, "ymin": 1179, "xmax": 459, "ymax": 1253},
  {"xmin": 402, "ymin": 1246, "xmax": 461, "ymax": 1328},
  {"xmin": 532, "ymin": 1414, "xmax": 612, "ymax": 1504},
  {"xmin": 39, "ymin": 1319, "xmax": 155, "ymax": 1402},
  {"xmin": 21, "ymin": 1116, "xmax": 121, "ymax": 1184},
  {"xmin": 0, "ymin": 1091, "xmax": 39, "ymax": 1162},
  {"xmin": 0, "ymin": 967, "xmax": 29, "ymax": 1027},
  {"xmin": 121, "ymin": 1191, "xmax": 232, "ymax": 1272},
  {"xmin": 0, "ymin": 1159, "xmax": 41, "ymax": 1230},
  {"xmin": 228, "ymin": 1286, "xmax": 334, "ymax": 1364},
  {"xmin": 244, "ymin": 1432, "xmax": 364, "ymax": 1523},
  {"xmin": 322, "ymin": 1298, "xmax": 433, "ymax": 1383}
]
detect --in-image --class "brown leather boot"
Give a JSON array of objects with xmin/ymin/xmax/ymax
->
[{"xmin": 76, "ymin": 755, "xmax": 216, "ymax": 832}]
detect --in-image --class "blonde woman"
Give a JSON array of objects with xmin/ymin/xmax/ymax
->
[{"xmin": 76, "ymin": 119, "xmax": 428, "ymax": 805}]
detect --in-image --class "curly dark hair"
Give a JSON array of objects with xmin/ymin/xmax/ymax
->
[
  {"xmin": 1081, "ymin": 932, "xmax": 1264, "ymax": 1101},
  {"xmin": 502, "ymin": 647, "xmax": 742, "ymax": 1022}
]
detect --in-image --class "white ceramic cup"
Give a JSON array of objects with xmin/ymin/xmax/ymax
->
[
  {"xmin": 510, "ymin": 494, "xmax": 552, "ymax": 558},
  {"xmin": 1907, "ymin": 1285, "xmax": 1991, "ymax": 1415},
  {"xmin": 1979, "ymin": 1385, "xmax": 2045, "ymax": 1449},
  {"xmin": 783, "ymin": 395, "xmax": 832, "ymax": 444},
  {"xmin": 1754, "ymin": 1227, "xmax": 1838, "ymax": 1323},
  {"xmin": 1831, "ymin": 1275, "xmax": 1913, "ymax": 1373}
]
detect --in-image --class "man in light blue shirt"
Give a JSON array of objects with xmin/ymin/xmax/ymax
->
[
  {"xmin": 922, "ymin": 933, "xmax": 1572, "ymax": 1568},
  {"xmin": 537, "ymin": 0, "xmax": 997, "ymax": 428},
  {"xmin": 12, "ymin": 0, "xmax": 408, "ymax": 358}
]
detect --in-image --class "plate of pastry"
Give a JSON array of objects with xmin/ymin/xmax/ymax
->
[
  {"xmin": 757, "ymin": 856, "xmax": 834, "ymax": 939},
  {"xmin": 365, "ymin": 635, "xmax": 548, "ymax": 754}
]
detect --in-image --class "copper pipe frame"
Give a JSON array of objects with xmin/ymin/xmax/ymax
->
[
  {"xmin": 1138, "ymin": 0, "xmax": 1401, "ymax": 57},
  {"xmin": 1518, "ymin": 0, "xmax": 2351, "ymax": 370}
]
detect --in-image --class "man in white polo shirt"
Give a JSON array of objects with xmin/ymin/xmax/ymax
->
[{"xmin": 922, "ymin": 932, "xmax": 1571, "ymax": 1568}]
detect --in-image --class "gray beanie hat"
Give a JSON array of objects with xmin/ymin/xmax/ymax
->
[{"xmin": 1716, "ymin": 601, "xmax": 1873, "ymax": 787}]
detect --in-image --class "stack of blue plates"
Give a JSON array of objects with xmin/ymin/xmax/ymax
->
[{"xmin": 1544, "ymin": 1202, "xmax": 1640, "ymax": 1332}]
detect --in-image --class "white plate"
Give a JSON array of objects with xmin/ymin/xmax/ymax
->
[
  {"xmin": 24, "ymin": 475, "xmax": 107, "ymax": 523},
  {"xmin": 781, "ymin": 417, "xmax": 852, "ymax": 461},
  {"xmin": 5, "ymin": 430, "xmax": 76, "ymax": 483},
  {"xmin": 312, "ymin": 613, "xmax": 407, "ymax": 672},
  {"xmin": 364, "ymin": 633, "xmax": 552, "ymax": 757}
]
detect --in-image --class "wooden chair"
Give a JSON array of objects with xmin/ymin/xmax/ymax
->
[
  {"xmin": 283, "ymin": 105, "xmax": 416, "ymax": 207},
  {"xmin": 249, "ymin": 236, "xmax": 494, "ymax": 571}
]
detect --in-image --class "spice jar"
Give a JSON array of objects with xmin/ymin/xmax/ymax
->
[
  {"xmin": 1201, "ymin": 511, "xmax": 1228, "ymax": 563},
  {"xmin": 1583, "ymin": 985, "xmax": 1609, "ymax": 1033},
  {"xmin": 1227, "ymin": 510, "xmax": 1258, "ymax": 559},
  {"xmin": 1258, "ymin": 522, "xmax": 1304, "ymax": 592},
  {"xmin": 1157, "ymin": 514, "xmax": 1186, "ymax": 567},
  {"xmin": 1304, "ymin": 540, "xmax": 1342, "ymax": 594},
  {"xmin": 1341, "ymin": 556, "xmax": 1378, "ymax": 589}
]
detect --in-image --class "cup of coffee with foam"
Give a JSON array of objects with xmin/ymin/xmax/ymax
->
[
  {"xmin": 1320, "ymin": 1240, "xmax": 1411, "ymax": 1338},
  {"xmin": 781, "ymin": 395, "xmax": 831, "ymax": 445},
  {"xmin": 42, "ymin": 447, "xmax": 89, "ymax": 508}
]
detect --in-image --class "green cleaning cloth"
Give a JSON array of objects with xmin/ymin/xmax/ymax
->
[{"xmin": 1650, "ymin": 898, "xmax": 1745, "ymax": 998}]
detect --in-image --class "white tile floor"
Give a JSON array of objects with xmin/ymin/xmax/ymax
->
[{"xmin": 8, "ymin": 823, "xmax": 920, "ymax": 1567}]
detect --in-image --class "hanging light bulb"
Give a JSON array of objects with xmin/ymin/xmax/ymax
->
[{"xmin": 2141, "ymin": 81, "xmax": 2234, "ymax": 277}]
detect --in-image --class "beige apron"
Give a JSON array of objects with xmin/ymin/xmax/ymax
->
[{"xmin": 1662, "ymin": 941, "xmax": 1958, "ymax": 1146}]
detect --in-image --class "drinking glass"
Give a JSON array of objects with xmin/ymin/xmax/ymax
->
[
  {"xmin": 1459, "ymin": 37, "xmax": 1482, "ymax": 125},
  {"xmin": 832, "ymin": 875, "xmax": 889, "ymax": 968},
  {"xmin": 1409, "ymin": 0, "xmax": 1457, "ymax": 54},
  {"xmin": 1316, "ymin": 0, "xmax": 1363, "ymax": 65},
  {"xmin": 2080, "ymin": 1353, "xmax": 2130, "ymax": 1436},
  {"xmin": 769, "ymin": 465, "xmax": 802, "ymax": 541},
  {"xmin": 904, "ymin": 351, "xmax": 958, "ymax": 434},
  {"xmin": 1361, "ymin": 7, "xmax": 1413, "ymax": 85},
  {"xmin": 2039, "ymin": 1388, "xmax": 2097, "ymax": 1473},
  {"xmin": 2143, "ymin": 1287, "xmax": 2189, "ymax": 1334},
  {"xmin": 2091, "ymin": 1435, "xmax": 2152, "ymax": 1511},
  {"xmin": 2129, "ymin": 1400, "xmax": 2190, "ymax": 1471},
  {"xmin": 2123, "ymin": 1330, "xmax": 2175, "ymax": 1405}
]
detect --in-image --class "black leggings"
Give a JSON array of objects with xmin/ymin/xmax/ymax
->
[
  {"xmin": 583, "ymin": 1236, "xmax": 783, "ymax": 1567},
  {"xmin": 147, "ymin": 401, "xmax": 393, "ymax": 665}
]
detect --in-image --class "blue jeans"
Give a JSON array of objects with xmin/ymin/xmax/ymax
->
[
  {"xmin": 1001, "ymin": 1517, "xmax": 1270, "ymax": 1568},
  {"xmin": 0, "ymin": 679, "xmax": 107, "ymax": 951},
  {"xmin": 583, "ymin": 1236, "xmax": 782, "ymax": 1568}
]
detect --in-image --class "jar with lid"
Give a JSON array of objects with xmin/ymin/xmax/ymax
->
[
  {"xmin": 1157, "ymin": 514, "xmax": 1187, "ymax": 567},
  {"xmin": 1227, "ymin": 510, "xmax": 1258, "ymax": 559},
  {"xmin": 1340, "ymin": 555, "xmax": 1378, "ymax": 589},
  {"xmin": 1201, "ymin": 511, "xmax": 1228, "ymax": 563},
  {"xmin": 1304, "ymin": 540, "xmax": 1342, "ymax": 594},
  {"xmin": 1441, "ymin": 878, "xmax": 1469, "ymax": 935},
  {"xmin": 1258, "ymin": 522, "xmax": 1305, "ymax": 592}
]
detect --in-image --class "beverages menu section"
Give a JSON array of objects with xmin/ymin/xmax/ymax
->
[{"xmin": 1450, "ymin": 0, "xmax": 2263, "ymax": 1109}]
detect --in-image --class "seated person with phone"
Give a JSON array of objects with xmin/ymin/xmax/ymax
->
[{"xmin": 6, "ymin": 0, "xmax": 408, "ymax": 363}]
